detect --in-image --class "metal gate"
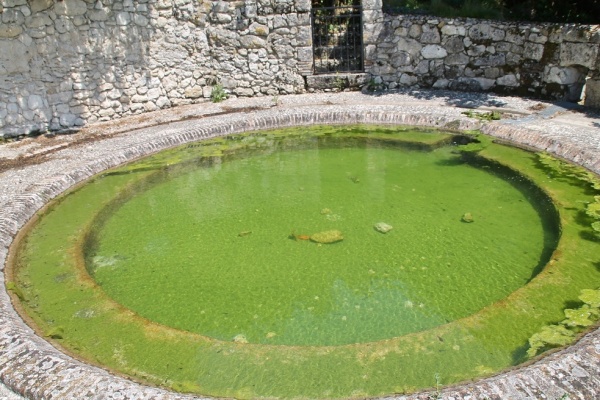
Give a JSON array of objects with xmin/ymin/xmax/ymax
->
[{"xmin": 311, "ymin": 5, "xmax": 363, "ymax": 74}]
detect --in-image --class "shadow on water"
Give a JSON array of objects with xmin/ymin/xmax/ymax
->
[{"xmin": 511, "ymin": 342, "xmax": 530, "ymax": 365}]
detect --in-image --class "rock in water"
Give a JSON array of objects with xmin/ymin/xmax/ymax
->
[
  {"xmin": 374, "ymin": 222, "xmax": 393, "ymax": 233},
  {"xmin": 310, "ymin": 230, "xmax": 343, "ymax": 244},
  {"xmin": 461, "ymin": 213, "xmax": 474, "ymax": 223}
]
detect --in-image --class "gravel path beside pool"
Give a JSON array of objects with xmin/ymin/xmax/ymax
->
[{"xmin": 1, "ymin": 90, "xmax": 599, "ymax": 400}]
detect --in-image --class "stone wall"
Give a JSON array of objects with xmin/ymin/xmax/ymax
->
[
  {"xmin": 363, "ymin": 2, "xmax": 600, "ymax": 103},
  {"xmin": 1, "ymin": 0, "xmax": 599, "ymax": 138},
  {"xmin": 0, "ymin": 0, "xmax": 312, "ymax": 137}
]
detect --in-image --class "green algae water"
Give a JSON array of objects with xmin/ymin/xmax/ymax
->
[{"xmin": 10, "ymin": 126, "xmax": 600, "ymax": 398}]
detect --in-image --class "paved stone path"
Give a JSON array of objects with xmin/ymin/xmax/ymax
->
[{"xmin": 1, "ymin": 91, "xmax": 599, "ymax": 400}]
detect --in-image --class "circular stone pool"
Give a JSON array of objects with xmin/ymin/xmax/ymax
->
[{"xmin": 7, "ymin": 124, "xmax": 600, "ymax": 399}]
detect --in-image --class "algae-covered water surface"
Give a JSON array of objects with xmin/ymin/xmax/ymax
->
[{"xmin": 9, "ymin": 125, "xmax": 600, "ymax": 398}]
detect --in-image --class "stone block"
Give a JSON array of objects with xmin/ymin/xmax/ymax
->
[
  {"xmin": 469, "ymin": 23, "xmax": 505, "ymax": 41},
  {"xmin": 396, "ymin": 36, "xmax": 422, "ymax": 57},
  {"xmin": 472, "ymin": 53, "xmax": 506, "ymax": 67},
  {"xmin": 421, "ymin": 44, "xmax": 447, "ymax": 59},
  {"xmin": 27, "ymin": 94, "xmax": 44, "ymax": 110},
  {"xmin": 544, "ymin": 66, "xmax": 586, "ymax": 85},
  {"xmin": 560, "ymin": 42, "xmax": 598, "ymax": 69},
  {"xmin": 408, "ymin": 24, "xmax": 421, "ymax": 39},
  {"xmin": 0, "ymin": 25, "xmax": 22, "ymax": 38},
  {"xmin": 184, "ymin": 87, "xmax": 203, "ymax": 98},
  {"xmin": 2, "ymin": 0, "xmax": 26, "ymax": 6},
  {"xmin": 584, "ymin": 77, "xmax": 600, "ymax": 107},
  {"xmin": 54, "ymin": 0, "xmax": 88, "ymax": 16},
  {"xmin": 497, "ymin": 74, "xmax": 519, "ymax": 87},
  {"xmin": 432, "ymin": 78, "xmax": 449, "ymax": 88},
  {"xmin": 0, "ymin": 40, "xmax": 31, "ymax": 73},
  {"xmin": 26, "ymin": 15, "xmax": 51, "ymax": 28},
  {"xmin": 473, "ymin": 77, "xmax": 495, "ymax": 90},
  {"xmin": 524, "ymin": 42, "xmax": 544, "ymax": 61},
  {"xmin": 504, "ymin": 28, "xmax": 526, "ymax": 45},
  {"xmin": 240, "ymin": 35, "xmax": 266, "ymax": 49},
  {"xmin": 564, "ymin": 26, "xmax": 598, "ymax": 43},
  {"xmin": 391, "ymin": 51, "xmax": 411, "ymax": 67},
  {"xmin": 445, "ymin": 53, "xmax": 469, "ymax": 65},
  {"xmin": 116, "ymin": 12, "xmax": 131, "ymax": 26},
  {"xmin": 59, "ymin": 113, "xmax": 77, "ymax": 126},
  {"xmin": 249, "ymin": 22, "xmax": 269, "ymax": 36},
  {"xmin": 444, "ymin": 36, "xmax": 464, "ymax": 53}
]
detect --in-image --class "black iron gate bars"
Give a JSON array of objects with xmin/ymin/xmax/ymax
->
[{"xmin": 311, "ymin": 5, "xmax": 364, "ymax": 74}]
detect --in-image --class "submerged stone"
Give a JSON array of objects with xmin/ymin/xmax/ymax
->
[
  {"xmin": 310, "ymin": 230, "xmax": 343, "ymax": 244},
  {"xmin": 461, "ymin": 212, "xmax": 474, "ymax": 223},
  {"xmin": 374, "ymin": 222, "xmax": 393, "ymax": 233}
]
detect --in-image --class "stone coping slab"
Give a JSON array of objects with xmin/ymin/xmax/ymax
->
[{"xmin": 1, "ymin": 91, "xmax": 599, "ymax": 400}]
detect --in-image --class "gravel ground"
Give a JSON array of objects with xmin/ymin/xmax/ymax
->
[{"xmin": 1, "ymin": 90, "xmax": 599, "ymax": 400}]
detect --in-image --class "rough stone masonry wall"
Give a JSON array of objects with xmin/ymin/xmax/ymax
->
[
  {"xmin": 0, "ymin": 0, "xmax": 312, "ymax": 138},
  {"xmin": 362, "ymin": 1, "xmax": 600, "ymax": 103},
  {"xmin": 1, "ymin": 0, "xmax": 600, "ymax": 138}
]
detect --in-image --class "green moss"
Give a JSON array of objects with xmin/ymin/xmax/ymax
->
[
  {"xmin": 563, "ymin": 305, "xmax": 598, "ymax": 327},
  {"xmin": 579, "ymin": 288, "xmax": 600, "ymax": 308},
  {"xmin": 526, "ymin": 325, "xmax": 575, "ymax": 358},
  {"xmin": 9, "ymin": 127, "xmax": 600, "ymax": 398}
]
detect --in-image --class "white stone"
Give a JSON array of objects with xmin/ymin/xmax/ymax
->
[
  {"xmin": 0, "ymin": 40, "xmax": 31, "ymax": 73},
  {"xmin": 147, "ymin": 88, "xmax": 162, "ymax": 100},
  {"xmin": 441, "ymin": 25, "xmax": 459, "ymax": 36},
  {"xmin": 421, "ymin": 45, "xmax": 447, "ymax": 59}
]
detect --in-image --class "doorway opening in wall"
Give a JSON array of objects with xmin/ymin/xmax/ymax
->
[{"xmin": 311, "ymin": 0, "xmax": 364, "ymax": 74}]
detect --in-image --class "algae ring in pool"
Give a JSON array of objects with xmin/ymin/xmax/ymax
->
[{"xmin": 9, "ymin": 125, "xmax": 600, "ymax": 398}]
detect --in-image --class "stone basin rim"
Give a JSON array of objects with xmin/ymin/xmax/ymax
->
[{"xmin": 1, "ymin": 104, "xmax": 599, "ymax": 400}]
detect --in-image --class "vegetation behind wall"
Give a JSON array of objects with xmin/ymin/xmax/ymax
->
[{"xmin": 384, "ymin": 0, "xmax": 600, "ymax": 23}]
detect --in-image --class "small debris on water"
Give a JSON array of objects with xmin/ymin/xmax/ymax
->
[
  {"xmin": 238, "ymin": 231, "xmax": 252, "ymax": 237},
  {"xmin": 233, "ymin": 334, "xmax": 248, "ymax": 344},
  {"xmin": 374, "ymin": 222, "xmax": 393, "ymax": 233},
  {"xmin": 461, "ymin": 213, "xmax": 474, "ymax": 223},
  {"xmin": 310, "ymin": 230, "xmax": 343, "ymax": 244}
]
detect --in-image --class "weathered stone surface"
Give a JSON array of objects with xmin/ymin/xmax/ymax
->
[
  {"xmin": 497, "ymin": 74, "xmax": 519, "ymax": 87},
  {"xmin": 27, "ymin": 94, "xmax": 44, "ymax": 110},
  {"xmin": 30, "ymin": 0, "xmax": 53, "ymax": 13},
  {"xmin": 560, "ymin": 42, "xmax": 598, "ymax": 68},
  {"xmin": 524, "ymin": 42, "xmax": 544, "ymax": 61},
  {"xmin": 391, "ymin": 52, "xmax": 411, "ymax": 67},
  {"xmin": 445, "ymin": 53, "xmax": 469, "ymax": 65},
  {"xmin": 421, "ymin": 44, "xmax": 447, "ymax": 59},
  {"xmin": 444, "ymin": 36, "xmax": 464, "ymax": 53},
  {"xmin": 584, "ymin": 77, "xmax": 600, "ymax": 107},
  {"xmin": 469, "ymin": 24, "xmax": 506, "ymax": 41},
  {"xmin": 0, "ymin": 25, "xmax": 22, "ymax": 38},
  {"xmin": 240, "ymin": 35, "xmax": 266, "ymax": 49},
  {"xmin": 395, "ymin": 36, "xmax": 422, "ymax": 57},
  {"xmin": 53, "ymin": 0, "xmax": 88, "ymax": 16},
  {"xmin": 544, "ymin": 66, "xmax": 586, "ymax": 85},
  {"xmin": 0, "ymin": 40, "xmax": 31, "ymax": 73}
]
